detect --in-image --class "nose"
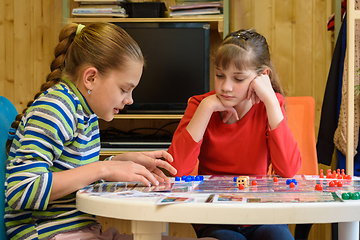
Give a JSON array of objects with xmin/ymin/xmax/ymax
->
[
  {"xmin": 222, "ymin": 78, "xmax": 233, "ymax": 92},
  {"xmin": 124, "ymin": 94, "xmax": 134, "ymax": 105}
]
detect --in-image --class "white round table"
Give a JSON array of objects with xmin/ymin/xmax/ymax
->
[{"xmin": 76, "ymin": 190, "xmax": 360, "ymax": 240}]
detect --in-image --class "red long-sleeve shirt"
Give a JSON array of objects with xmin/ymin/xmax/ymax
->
[{"xmin": 168, "ymin": 91, "xmax": 301, "ymax": 178}]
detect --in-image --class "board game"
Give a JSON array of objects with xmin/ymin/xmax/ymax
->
[{"xmin": 79, "ymin": 172, "xmax": 360, "ymax": 204}]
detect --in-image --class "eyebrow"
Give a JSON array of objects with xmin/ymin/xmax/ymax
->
[
  {"xmin": 215, "ymin": 68, "xmax": 243, "ymax": 75},
  {"xmin": 124, "ymin": 82, "xmax": 136, "ymax": 88}
]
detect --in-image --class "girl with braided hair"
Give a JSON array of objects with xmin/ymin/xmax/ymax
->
[
  {"xmin": 5, "ymin": 22, "xmax": 177, "ymax": 240},
  {"xmin": 168, "ymin": 29, "xmax": 301, "ymax": 240}
]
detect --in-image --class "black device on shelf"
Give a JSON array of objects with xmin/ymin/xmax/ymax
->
[
  {"xmin": 114, "ymin": 22, "xmax": 210, "ymax": 114},
  {"xmin": 100, "ymin": 122, "xmax": 178, "ymax": 150},
  {"xmin": 121, "ymin": 2, "xmax": 167, "ymax": 18}
]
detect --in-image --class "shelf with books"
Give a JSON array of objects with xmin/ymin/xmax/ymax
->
[
  {"xmin": 67, "ymin": 15, "xmax": 224, "ymax": 35},
  {"xmin": 65, "ymin": 0, "xmax": 229, "ymax": 37}
]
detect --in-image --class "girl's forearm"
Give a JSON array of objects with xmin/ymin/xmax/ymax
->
[
  {"xmin": 185, "ymin": 101, "xmax": 214, "ymax": 142},
  {"xmin": 264, "ymin": 96, "xmax": 284, "ymax": 130},
  {"xmin": 50, "ymin": 161, "xmax": 105, "ymax": 201}
]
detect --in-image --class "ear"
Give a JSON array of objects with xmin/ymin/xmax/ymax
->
[
  {"xmin": 261, "ymin": 68, "xmax": 270, "ymax": 76},
  {"xmin": 82, "ymin": 67, "xmax": 98, "ymax": 91}
]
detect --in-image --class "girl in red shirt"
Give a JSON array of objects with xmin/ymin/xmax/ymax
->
[{"xmin": 168, "ymin": 29, "xmax": 301, "ymax": 240}]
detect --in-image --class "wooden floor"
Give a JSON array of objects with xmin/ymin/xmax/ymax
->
[{"xmin": 97, "ymin": 217, "xmax": 334, "ymax": 240}]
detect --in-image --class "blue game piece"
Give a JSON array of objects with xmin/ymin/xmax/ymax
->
[
  {"xmin": 200, "ymin": 175, "xmax": 204, "ymax": 181},
  {"xmin": 286, "ymin": 179, "xmax": 292, "ymax": 185},
  {"xmin": 175, "ymin": 176, "xmax": 180, "ymax": 181},
  {"xmin": 233, "ymin": 177, "xmax": 237, "ymax": 182},
  {"xmin": 291, "ymin": 179, "xmax": 297, "ymax": 185},
  {"xmin": 185, "ymin": 176, "xmax": 193, "ymax": 182},
  {"xmin": 195, "ymin": 175, "xmax": 201, "ymax": 181},
  {"xmin": 181, "ymin": 175, "xmax": 187, "ymax": 180}
]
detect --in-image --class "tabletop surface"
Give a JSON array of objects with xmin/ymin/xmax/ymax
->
[{"xmin": 76, "ymin": 174, "xmax": 360, "ymax": 225}]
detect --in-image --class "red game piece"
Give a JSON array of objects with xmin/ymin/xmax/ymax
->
[
  {"xmin": 289, "ymin": 182, "xmax": 295, "ymax": 188},
  {"xmin": 273, "ymin": 177, "xmax": 279, "ymax": 182},
  {"xmin": 238, "ymin": 184, "xmax": 245, "ymax": 190},
  {"xmin": 329, "ymin": 181, "xmax": 336, "ymax": 187},
  {"xmin": 326, "ymin": 169, "xmax": 332, "ymax": 178},
  {"xmin": 319, "ymin": 169, "xmax": 324, "ymax": 178},
  {"xmin": 345, "ymin": 175, "xmax": 352, "ymax": 180},
  {"xmin": 332, "ymin": 170, "xmax": 336, "ymax": 179},
  {"xmin": 337, "ymin": 181, "xmax": 343, "ymax": 187},
  {"xmin": 315, "ymin": 184, "xmax": 323, "ymax": 191},
  {"xmin": 252, "ymin": 180, "xmax": 257, "ymax": 186},
  {"xmin": 341, "ymin": 169, "xmax": 345, "ymax": 176}
]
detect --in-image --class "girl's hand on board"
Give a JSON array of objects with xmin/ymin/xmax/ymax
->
[
  {"xmin": 247, "ymin": 73, "xmax": 277, "ymax": 106},
  {"xmin": 202, "ymin": 94, "xmax": 239, "ymax": 123},
  {"xmin": 111, "ymin": 150, "xmax": 177, "ymax": 184},
  {"xmin": 100, "ymin": 160, "xmax": 161, "ymax": 187}
]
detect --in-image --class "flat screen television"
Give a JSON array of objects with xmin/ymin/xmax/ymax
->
[{"xmin": 114, "ymin": 22, "xmax": 210, "ymax": 114}]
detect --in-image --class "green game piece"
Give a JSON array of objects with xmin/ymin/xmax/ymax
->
[
  {"xmin": 352, "ymin": 192, "xmax": 360, "ymax": 200},
  {"xmin": 342, "ymin": 192, "xmax": 350, "ymax": 200}
]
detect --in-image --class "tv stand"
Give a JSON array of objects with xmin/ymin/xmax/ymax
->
[
  {"xmin": 98, "ymin": 114, "xmax": 182, "ymax": 158},
  {"xmin": 121, "ymin": 109, "xmax": 185, "ymax": 115}
]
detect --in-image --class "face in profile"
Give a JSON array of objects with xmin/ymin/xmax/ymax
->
[{"xmin": 88, "ymin": 61, "xmax": 143, "ymax": 121}]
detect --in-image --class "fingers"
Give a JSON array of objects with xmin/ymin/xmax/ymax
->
[
  {"xmin": 250, "ymin": 90, "xmax": 259, "ymax": 105},
  {"xmin": 146, "ymin": 150, "xmax": 174, "ymax": 162},
  {"xmin": 221, "ymin": 110, "xmax": 236, "ymax": 123},
  {"xmin": 151, "ymin": 167, "xmax": 171, "ymax": 183},
  {"xmin": 105, "ymin": 148, "xmax": 180, "ymax": 186},
  {"xmin": 104, "ymin": 161, "xmax": 159, "ymax": 187},
  {"xmin": 141, "ymin": 150, "xmax": 177, "ymax": 176},
  {"xmin": 154, "ymin": 159, "xmax": 177, "ymax": 176},
  {"xmin": 247, "ymin": 79, "xmax": 261, "ymax": 105},
  {"xmin": 132, "ymin": 166, "xmax": 159, "ymax": 187}
]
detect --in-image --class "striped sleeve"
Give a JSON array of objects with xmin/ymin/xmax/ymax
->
[{"xmin": 6, "ymin": 90, "xmax": 76, "ymax": 211}]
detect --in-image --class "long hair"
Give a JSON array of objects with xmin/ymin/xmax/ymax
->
[{"xmin": 6, "ymin": 22, "xmax": 144, "ymax": 155}]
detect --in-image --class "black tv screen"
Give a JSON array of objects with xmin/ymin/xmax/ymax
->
[{"xmin": 114, "ymin": 22, "xmax": 210, "ymax": 114}]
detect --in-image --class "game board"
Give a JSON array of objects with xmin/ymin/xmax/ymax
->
[
  {"xmin": 81, "ymin": 174, "xmax": 360, "ymax": 203},
  {"xmin": 191, "ymin": 175, "xmax": 360, "ymax": 203},
  {"xmin": 193, "ymin": 175, "xmax": 360, "ymax": 193}
]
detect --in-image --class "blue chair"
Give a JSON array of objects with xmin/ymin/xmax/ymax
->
[{"xmin": 0, "ymin": 96, "xmax": 18, "ymax": 240}]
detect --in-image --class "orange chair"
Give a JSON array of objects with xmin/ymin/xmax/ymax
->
[
  {"xmin": 286, "ymin": 96, "xmax": 318, "ymax": 175},
  {"xmin": 191, "ymin": 96, "xmax": 318, "ymax": 176},
  {"xmin": 287, "ymin": 97, "xmax": 318, "ymax": 240}
]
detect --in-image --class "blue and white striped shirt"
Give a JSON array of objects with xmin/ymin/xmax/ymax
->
[{"xmin": 5, "ymin": 78, "xmax": 100, "ymax": 240}]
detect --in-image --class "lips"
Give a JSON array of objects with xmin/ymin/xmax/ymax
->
[{"xmin": 221, "ymin": 94, "xmax": 234, "ymax": 100}]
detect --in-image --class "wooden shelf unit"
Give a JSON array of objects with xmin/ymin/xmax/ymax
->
[{"xmin": 65, "ymin": 0, "xmax": 229, "ymax": 158}]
